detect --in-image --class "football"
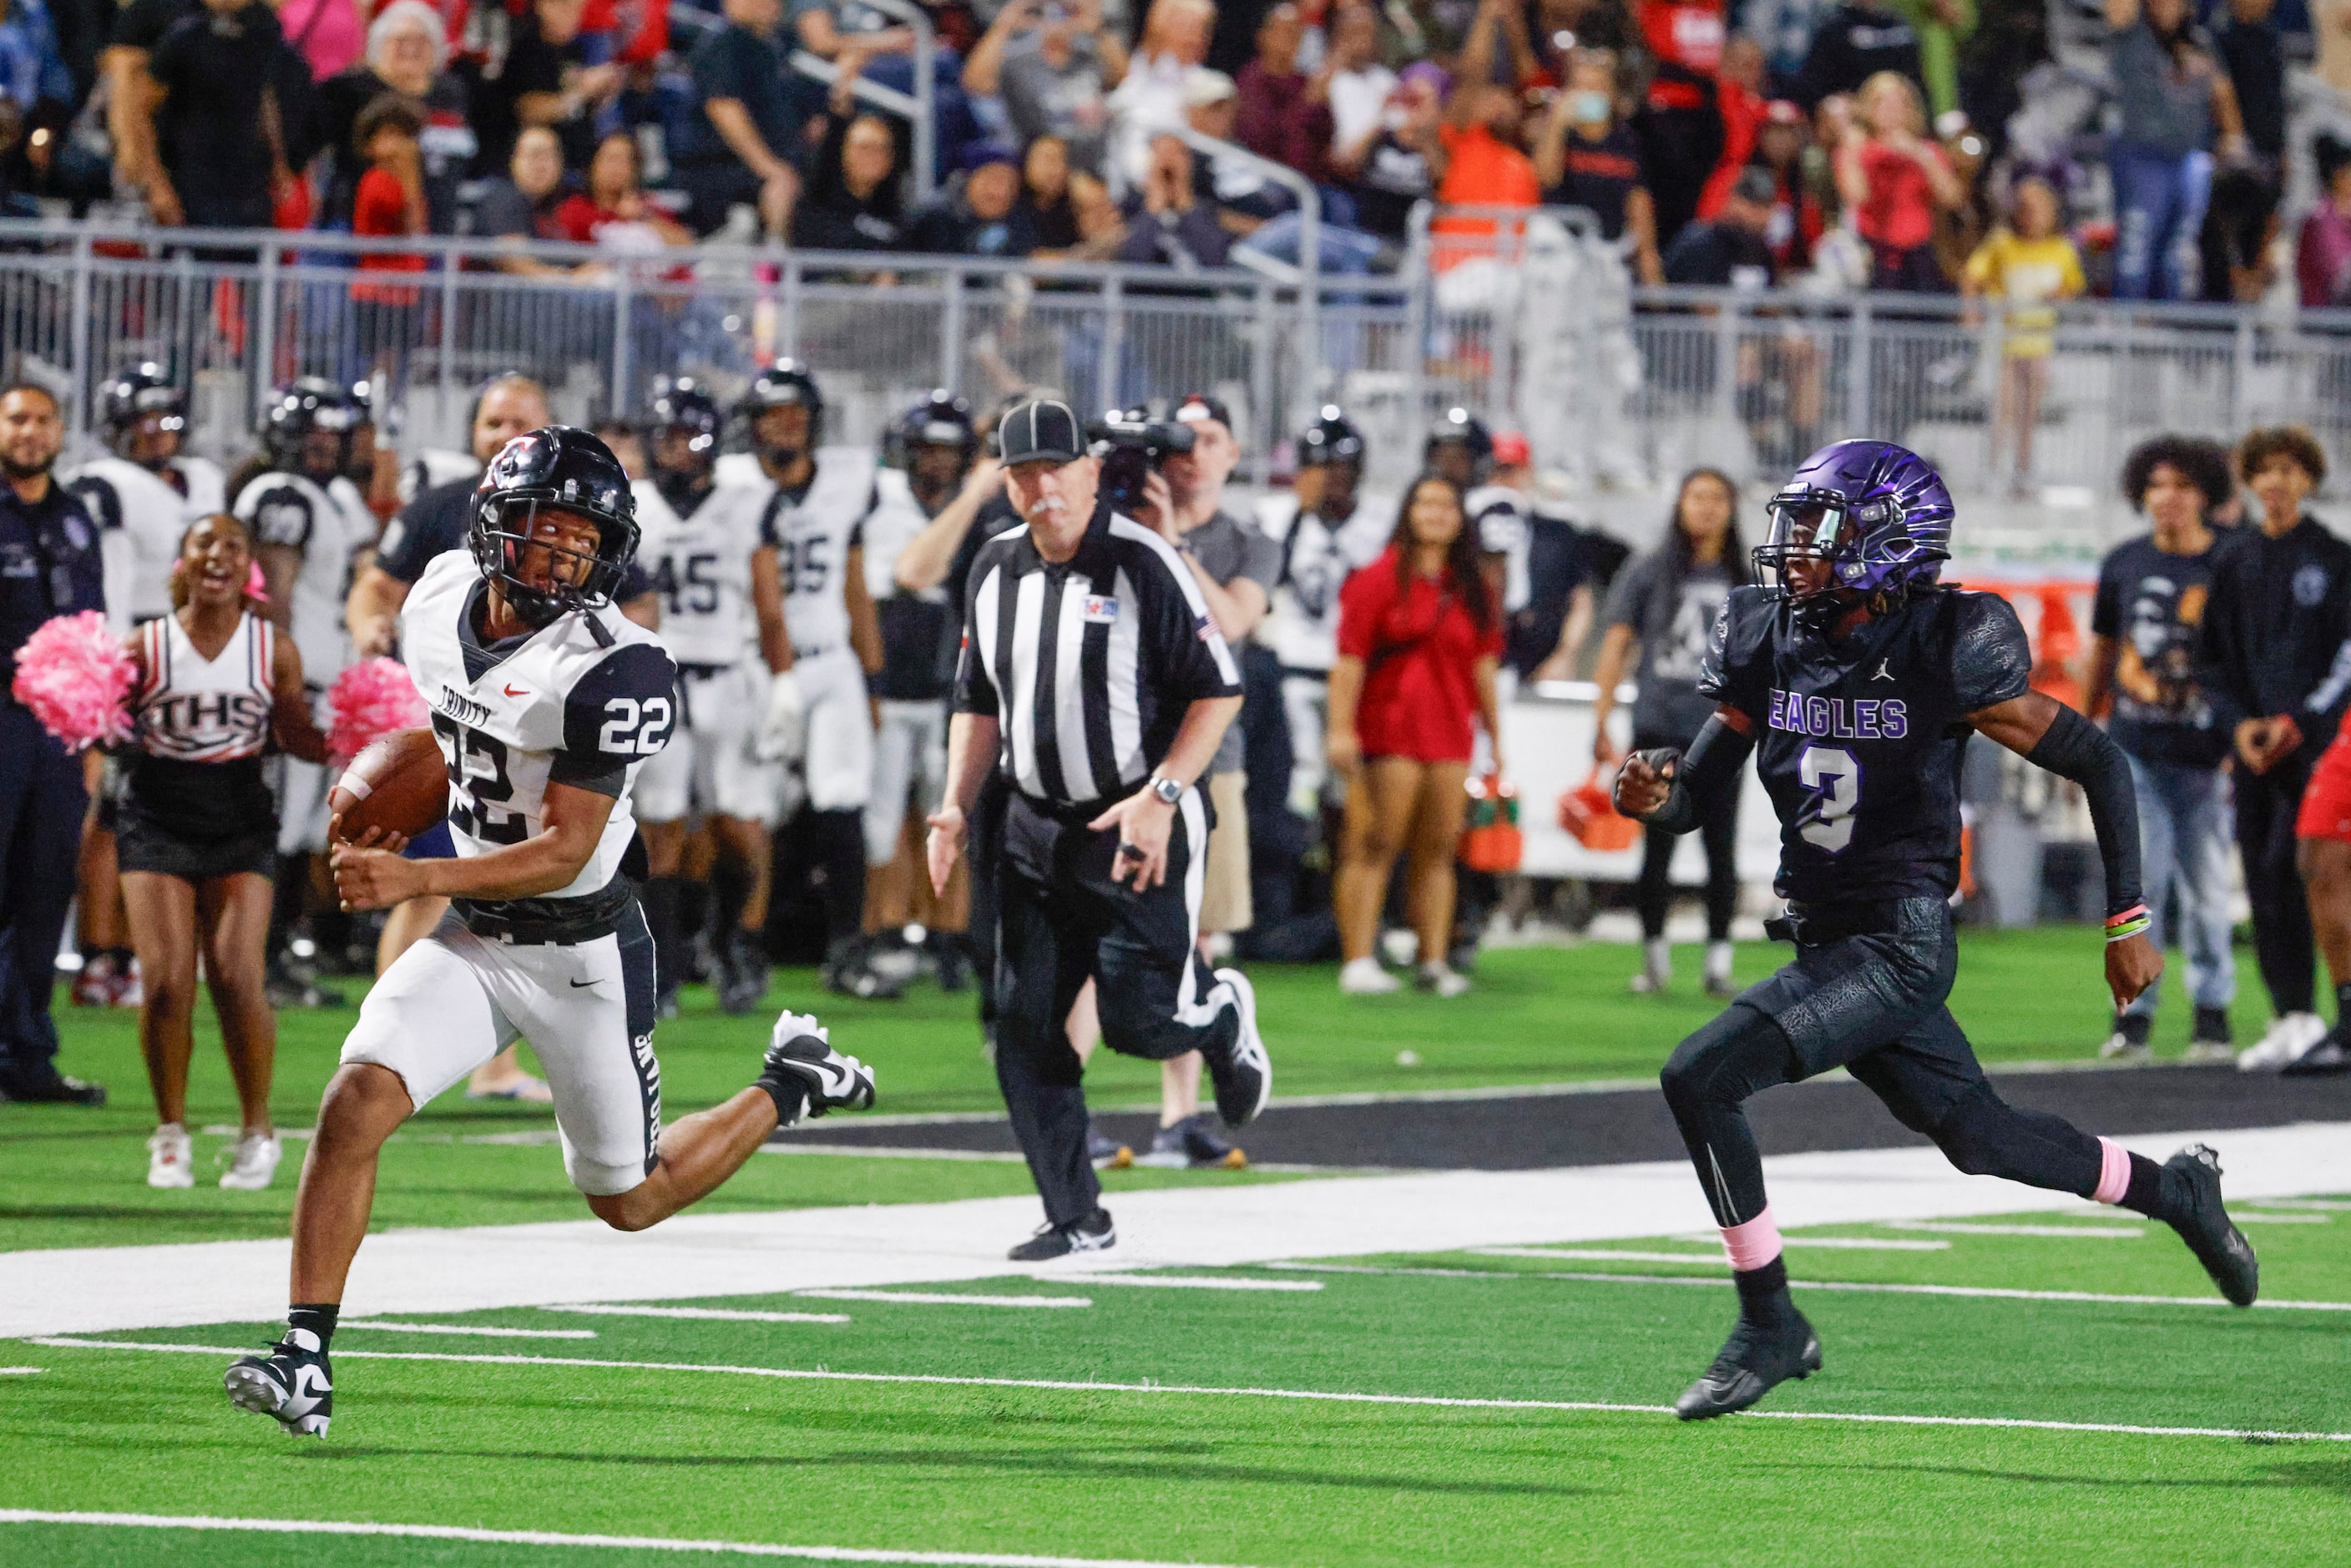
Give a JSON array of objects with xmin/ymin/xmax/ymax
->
[{"xmin": 329, "ymin": 726, "xmax": 449, "ymax": 847}]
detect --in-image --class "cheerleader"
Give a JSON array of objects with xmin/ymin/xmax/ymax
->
[{"xmin": 121, "ymin": 514, "xmax": 330, "ymax": 1190}]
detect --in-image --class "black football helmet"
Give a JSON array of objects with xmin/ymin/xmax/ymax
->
[
  {"xmin": 646, "ymin": 375, "xmax": 724, "ymax": 479},
  {"xmin": 98, "ymin": 362, "xmax": 187, "ymax": 466},
  {"xmin": 886, "ymin": 389, "xmax": 976, "ymax": 466},
  {"xmin": 469, "ymin": 427, "xmax": 640, "ymax": 628},
  {"xmin": 1297, "ymin": 405, "xmax": 1365, "ymax": 470},
  {"xmin": 262, "ymin": 377, "xmax": 365, "ymax": 481},
  {"xmin": 739, "ymin": 358, "xmax": 824, "ymax": 463},
  {"xmin": 1424, "ymin": 406, "xmax": 1494, "ymax": 484}
]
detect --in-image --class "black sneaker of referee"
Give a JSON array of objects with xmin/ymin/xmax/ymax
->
[
  {"xmin": 1009, "ymin": 1208, "xmax": 1115, "ymax": 1261},
  {"xmin": 1202, "ymin": 968, "xmax": 1270, "ymax": 1126}
]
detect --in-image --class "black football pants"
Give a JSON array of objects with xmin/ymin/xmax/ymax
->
[
  {"xmin": 994, "ymin": 789, "xmax": 1238, "ymax": 1227},
  {"xmin": 1659, "ymin": 897, "xmax": 2103, "ymax": 1230},
  {"xmin": 2235, "ymin": 757, "xmax": 2316, "ymax": 1017}
]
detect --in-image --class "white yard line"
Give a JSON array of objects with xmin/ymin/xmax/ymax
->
[
  {"xmin": 1888, "ymin": 1222, "xmax": 2145, "ymax": 1238},
  {"xmin": 26, "ymin": 1339, "xmax": 2351, "ymax": 1445},
  {"xmin": 1047, "ymin": 1276, "xmax": 1324, "ymax": 1292},
  {"xmin": 793, "ymin": 1291, "xmax": 1091, "ymax": 1309},
  {"xmin": 5, "ymin": 1122, "xmax": 2348, "ymax": 1339},
  {"xmin": 542, "ymin": 1305, "xmax": 852, "ymax": 1325},
  {"xmin": 0, "ymin": 1368, "xmax": 39, "ymax": 1375},
  {"xmin": 0, "ymin": 1510, "xmax": 1267, "ymax": 1567},
  {"xmin": 336, "ymin": 1323, "xmax": 597, "ymax": 1339},
  {"xmin": 1267, "ymin": 1262, "xmax": 2351, "ymax": 1312},
  {"xmin": 1474, "ymin": 1249, "xmax": 1730, "ymax": 1267},
  {"xmin": 2251, "ymin": 1198, "xmax": 2351, "ymax": 1211},
  {"xmin": 2231, "ymin": 1212, "xmax": 2332, "ymax": 1223}
]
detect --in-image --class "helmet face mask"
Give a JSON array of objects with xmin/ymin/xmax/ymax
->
[
  {"xmin": 264, "ymin": 378, "xmax": 362, "ymax": 483},
  {"xmin": 469, "ymin": 427, "xmax": 639, "ymax": 629},
  {"xmin": 646, "ymin": 377, "xmax": 721, "ymax": 483},
  {"xmin": 1755, "ymin": 439, "xmax": 1954, "ymax": 625},
  {"xmin": 889, "ymin": 390, "xmax": 976, "ymax": 503},
  {"xmin": 101, "ymin": 366, "xmax": 186, "ymax": 469},
  {"xmin": 1424, "ymin": 407, "xmax": 1494, "ymax": 487},
  {"xmin": 741, "ymin": 360, "xmax": 825, "ymax": 467}
]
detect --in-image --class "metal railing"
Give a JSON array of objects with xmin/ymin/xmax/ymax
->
[{"xmin": 6, "ymin": 210, "xmax": 2351, "ymax": 522}]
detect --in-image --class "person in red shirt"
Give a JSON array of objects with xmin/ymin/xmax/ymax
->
[
  {"xmin": 351, "ymin": 95, "xmax": 429, "ymax": 380},
  {"xmin": 1327, "ymin": 473, "xmax": 1505, "ymax": 998},
  {"xmin": 1835, "ymin": 69, "xmax": 1965, "ymax": 290},
  {"xmin": 553, "ymin": 128, "xmax": 695, "ymax": 252}
]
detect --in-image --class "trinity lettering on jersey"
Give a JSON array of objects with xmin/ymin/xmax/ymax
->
[{"xmin": 1766, "ymin": 689, "xmax": 1909, "ymax": 741}]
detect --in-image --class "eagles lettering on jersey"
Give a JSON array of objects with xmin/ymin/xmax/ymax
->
[
  {"xmin": 757, "ymin": 448, "xmax": 875, "ymax": 652},
  {"xmin": 1700, "ymin": 584, "xmax": 2031, "ymax": 905},
  {"xmin": 234, "ymin": 470, "xmax": 375, "ymax": 686},
  {"xmin": 633, "ymin": 473, "xmax": 771, "ymax": 666},
  {"xmin": 71, "ymin": 453, "xmax": 228, "ymax": 628},
  {"xmin": 399, "ymin": 551, "xmax": 679, "ymax": 904}
]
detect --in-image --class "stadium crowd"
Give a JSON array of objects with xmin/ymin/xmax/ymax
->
[
  {"xmin": 5, "ymin": 343, "xmax": 2351, "ymax": 1201},
  {"xmin": 0, "ymin": 0, "xmax": 2340, "ymax": 299}
]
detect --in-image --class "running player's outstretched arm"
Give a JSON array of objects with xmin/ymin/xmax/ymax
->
[
  {"xmin": 1973, "ymin": 687, "xmax": 2163, "ymax": 1009},
  {"xmin": 1615, "ymin": 706, "xmax": 1754, "ymax": 832},
  {"xmin": 334, "ymin": 779, "xmax": 619, "ymax": 910}
]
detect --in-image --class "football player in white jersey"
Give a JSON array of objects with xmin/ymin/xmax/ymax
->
[
  {"xmin": 223, "ymin": 428, "xmax": 876, "ymax": 1439},
  {"xmin": 632, "ymin": 376, "xmax": 797, "ymax": 1016},
  {"xmin": 856, "ymin": 392, "xmax": 979, "ymax": 994},
  {"xmin": 1256, "ymin": 407, "xmax": 1392, "ymax": 821},
  {"xmin": 234, "ymin": 379, "xmax": 382, "ymax": 999},
  {"xmin": 737, "ymin": 360, "xmax": 888, "ymax": 997},
  {"xmin": 65, "ymin": 363, "xmax": 228, "ymax": 1008}
]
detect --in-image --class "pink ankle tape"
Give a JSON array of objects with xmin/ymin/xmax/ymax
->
[
  {"xmin": 1720, "ymin": 1206, "xmax": 1783, "ymax": 1272},
  {"xmin": 2092, "ymin": 1136, "xmax": 2132, "ymax": 1206}
]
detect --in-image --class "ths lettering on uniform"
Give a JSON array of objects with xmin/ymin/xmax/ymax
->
[
  {"xmin": 1767, "ymin": 687, "xmax": 1909, "ymax": 741},
  {"xmin": 149, "ymin": 691, "xmax": 271, "ymax": 733}
]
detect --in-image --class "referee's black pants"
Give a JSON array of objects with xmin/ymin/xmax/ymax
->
[
  {"xmin": 996, "ymin": 788, "xmax": 1239, "ymax": 1227},
  {"xmin": 2235, "ymin": 754, "xmax": 2316, "ymax": 1017},
  {"xmin": 0, "ymin": 704, "xmax": 87, "ymax": 1087}
]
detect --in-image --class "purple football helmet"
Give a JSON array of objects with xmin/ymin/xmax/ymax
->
[{"xmin": 1754, "ymin": 439, "xmax": 1954, "ymax": 617}]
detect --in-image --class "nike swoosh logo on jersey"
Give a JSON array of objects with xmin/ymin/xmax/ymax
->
[
  {"xmin": 503, "ymin": 684, "xmax": 529, "ymax": 697},
  {"xmin": 570, "ymin": 979, "xmax": 599, "ymax": 989}
]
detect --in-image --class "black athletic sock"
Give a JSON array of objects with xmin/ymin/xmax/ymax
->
[
  {"xmin": 644, "ymin": 877, "xmax": 681, "ymax": 995},
  {"xmin": 2334, "ymin": 982, "xmax": 2351, "ymax": 1034},
  {"xmin": 2192, "ymin": 1005, "xmax": 2232, "ymax": 1044},
  {"xmin": 812, "ymin": 810, "xmax": 867, "ymax": 950},
  {"xmin": 2120, "ymin": 1152, "xmax": 2186, "ymax": 1224},
  {"xmin": 710, "ymin": 860, "xmax": 749, "ymax": 943},
  {"xmin": 287, "ymin": 1302, "xmax": 339, "ymax": 1350},
  {"xmin": 678, "ymin": 879, "xmax": 710, "ymax": 958},
  {"xmin": 1732, "ymin": 1257, "xmax": 1793, "ymax": 1325},
  {"xmin": 2116, "ymin": 1011, "xmax": 2152, "ymax": 1047},
  {"xmin": 754, "ymin": 1064, "xmax": 813, "ymax": 1127}
]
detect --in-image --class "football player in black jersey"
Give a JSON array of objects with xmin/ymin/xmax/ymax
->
[{"xmin": 1613, "ymin": 440, "xmax": 2261, "ymax": 1420}]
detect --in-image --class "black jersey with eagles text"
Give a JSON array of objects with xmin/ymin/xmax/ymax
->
[{"xmin": 1699, "ymin": 584, "xmax": 2033, "ymax": 905}]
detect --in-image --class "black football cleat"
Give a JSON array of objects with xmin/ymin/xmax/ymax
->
[
  {"xmin": 1204, "ymin": 968, "xmax": 1271, "ymax": 1126},
  {"xmin": 720, "ymin": 930, "xmax": 770, "ymax": 1016},
  {"xmin": 224, "ymin": 1329, "xmax": 334, "ymax": 1437},
  {"xmin": 761, "ymin": 1012, "xmax": 876, "ymax": 1123},
  {"xmin": 1675, "ymin": 1310, "xmax": 1822, "ymax": 1421},
  {"xmin": 2164, "ymin": 1143, "xmax": 2259, "ymax": 1306},
  {"xmin": 1009, "ymin": 1208, "xmax": 1115, "ymax": 1262}
]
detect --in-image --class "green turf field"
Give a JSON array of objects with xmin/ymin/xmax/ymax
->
[
  {"xmin": 7, "ymin": 1201, "xmax": 2347, "ymax": 1566},
  {"xmin": 3, "ymin": 928, "xmax": 2279, "ymax": 1253}
]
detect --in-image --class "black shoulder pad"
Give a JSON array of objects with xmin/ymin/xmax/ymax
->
[
  {"xmin": 1696, "ymin": 584, "xmax": 1775, "ymax": 710},
  {"xmin": 1949, "ymin": 590, "xmax": 2035, "ymax": 713},
  {"xmin": 68, "ymin": 475, "xmax": 123, "ymax": 533}
]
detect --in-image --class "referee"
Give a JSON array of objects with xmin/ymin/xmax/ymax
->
[{"xmin": 926, "ymin": 398, "xmax": 1272, "ymax": 1261}]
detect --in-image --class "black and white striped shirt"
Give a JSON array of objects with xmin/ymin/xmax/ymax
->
[{"xmin": 955, "ymin": 502, "xmax": 1242, "ymax": 811}]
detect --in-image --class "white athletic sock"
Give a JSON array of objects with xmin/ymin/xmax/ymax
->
[
  {"xmin": 1644, "ymin": 938, "xmax": 1671, "ymax": 980},
  {"xmin": 1706, "ymin": 940, "xmax": 1733, "ymax": 983}
]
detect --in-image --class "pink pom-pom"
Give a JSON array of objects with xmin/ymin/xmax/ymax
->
[
  {"xmin": 244, "ymin": 561, "xmax": 267, "ymax": 604},
  {"xmin": 326, "ymin": 656, "xmax": 428, "ymax": 765},
  {"xmin": 9, "ymin": 610, "xmax": 135, "ymax": 752}
]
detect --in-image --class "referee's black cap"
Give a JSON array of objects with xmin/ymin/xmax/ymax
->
[{"xmin": 996, "ymin": 398, "xmax": 1087, "ymax": 466}]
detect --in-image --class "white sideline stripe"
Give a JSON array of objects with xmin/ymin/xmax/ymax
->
[
  {"xmin": 0, "ymin": 1368, "xmax": 39, "ymax": 1375},
  {"xmin": 1047, "ymin": 1276, "xmax": 1323, "ymax": 1292},
  {"xmin": 1474, "ymin": 1249, "xmax": 1730, "ymax": 1267},
  {"xmin": 11, "ymin": 1123, "xmax": 2351, "ymax": 1339},
  {"xmin": 27, "ymin": 1340, "xmax": 2351, "ymax": 1445},
  {"xmin": 1266, "ymin": 1262, "xmax": 2351, "ymax": 1312},
  {"xmin": 2252, "ymin": 1198, "xmax": 2351, "ymax": 1211},
  {"xmin": 1888, "ymin": 1222, "xmax": 2145, "ymax": 1238},
  {"xmin": 792, "ymin": 1292, "xmax": 1091, "ymax": 1309},
  {"xmin": 336, "ymin": 1323, "xmax": 597, "ymax": 1339},
  {"xmin": 543, "ymin": 1305, "xmax": 852, "ymax": 1325},
  {"xmin": 2232, "ymin": 1212, "xmax": 2332, "ymax": 1223},
  {"xmin": 0, "ymin": 1510, "xmax": 1267, "ymax": 1567}
]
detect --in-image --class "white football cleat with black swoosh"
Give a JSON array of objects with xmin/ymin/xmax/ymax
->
[{"xmin": 762, "ymin": 1012, "xmax": 876, "ymax": 1124}]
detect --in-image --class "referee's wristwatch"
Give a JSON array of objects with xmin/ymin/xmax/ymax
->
[{"xmin": 1147, "ymin": 774, "xmax": 1186, "ymax": 807}]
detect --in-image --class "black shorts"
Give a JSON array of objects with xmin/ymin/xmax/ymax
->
[
  {"xmin": 115, "ymin": 812, "xmax": 278, "ymax": 883},
  {"xmin": 1735, "ymin": 894, "xmax": 1987, "ymax": 1128}
]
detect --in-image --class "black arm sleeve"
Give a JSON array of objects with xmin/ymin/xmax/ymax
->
[
  {"xmin": 1638, "ymin": 712, "xmax": 1755, "ymax": 835},
  {"xmin": 2025, "ymin": 702, "xmax": 2143, "ymax": 918}
]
